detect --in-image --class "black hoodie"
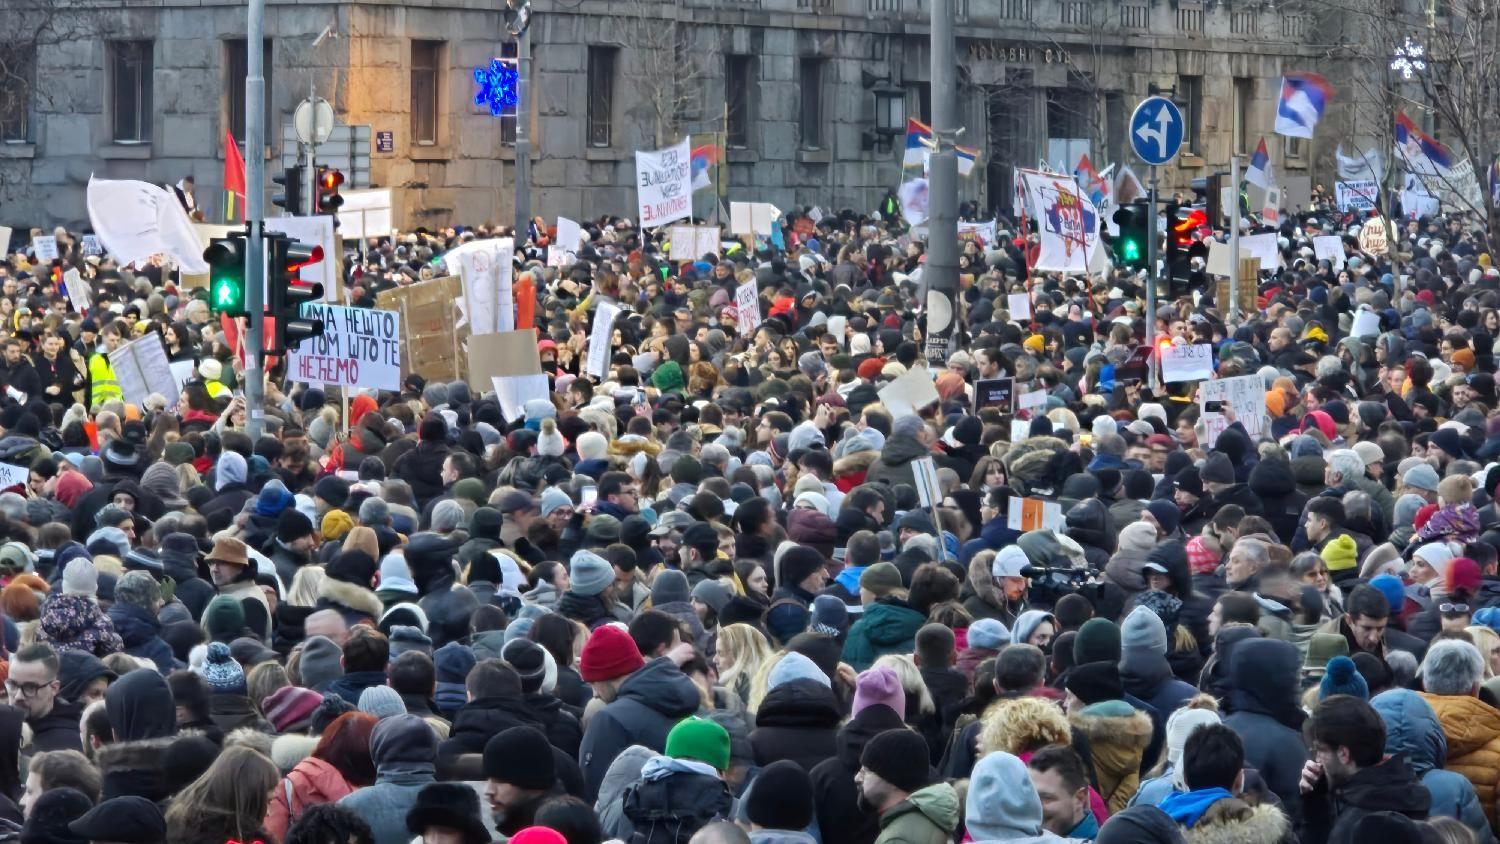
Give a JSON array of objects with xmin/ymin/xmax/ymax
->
[
  {"xmin": 1222, "ymin": 638, "xmax": 1308, "ymax": 828},
  {"xmin": 97, "ymin": 669, "xmax": 178, "ymax": 803},
  {"xmin": 1302, "ymin": 754, "xmax": 1431, "ymax": 844},
  {"xmin": 1249, "ymin": 458, "xmax": 1309, "ymax": 546},
  {"xmin": 810, "ymin": 704, "xmax": 908, "ymax": 844},
  {"xmin": 1065, "ymin": 498, "xmax": 1115, "ymax": 570}
]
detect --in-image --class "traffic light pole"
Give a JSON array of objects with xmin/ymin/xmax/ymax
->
[
  {"xmin": 1228, "ymin": 153, "xmax": 1241, "ymax": 326},
  {"xmin": 923, "ymin": 0, "xmax": 958, "ymax": 365},
  {"xmin": 1145, "ymin": 166, "xmax": 1158, "ymax": 349},
  {"xmin": 244, "ymin": 0, "xmax": 267, "ymax": 441},
  {"xmin": 513, "ymin": 24, "xmax": 531, "ymax": 240}
]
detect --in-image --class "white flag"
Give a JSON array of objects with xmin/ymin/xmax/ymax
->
[{"xmin": 86, "ymin": 176, "xmax": 208, "ymax": 273}]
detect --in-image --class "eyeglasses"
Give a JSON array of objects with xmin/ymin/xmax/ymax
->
[
  {"xmin": 1440, "ymin": 603, "xmax": 1471, "ymax": 614},
  {"xmin": 4, "ymin": 679, "xmax": 52, "ymax": 698}
]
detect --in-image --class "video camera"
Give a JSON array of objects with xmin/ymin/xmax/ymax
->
[{"xmin": 1021, "ymin": 564, "xmax": 1106, "ymax": 606}]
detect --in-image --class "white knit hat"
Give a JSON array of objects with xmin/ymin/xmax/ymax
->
[
  {"xmin": 537, "ymin": 418, "xmax": 565, "ymax": 458},
  {"xmin": 62, "ymin": 559, "xmax": 98, "ymax": 598},
  {"xmin": 577, "ymin": 431, "xmax": 609, "ymax": 462}
]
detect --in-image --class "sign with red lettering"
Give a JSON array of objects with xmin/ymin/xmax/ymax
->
[
  {"xmin": 287, "ymin": 304, "xmax": 402, "ymax": 391},
  {"xmin": 635, "ymin": 138, "xmax": 693, "ymax": 227}
]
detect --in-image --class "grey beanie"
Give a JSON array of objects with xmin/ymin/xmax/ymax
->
[
  {"xmin": 388, "ymin": 625, "xmax": 433, "ymax": 658},
  {"xmin": 299, "ymin": 635, "xmax": 345, "ymax": 693},
  {"xmin": 358, "ymin": 685, "xmax": 408, "ymax": 720},
  {"xmin": 569, "ymin": 550, "xmax": 614, "ymax": 596},
  {"xmin": 652, "ymin": 569, "xmax": 691, "ymax": 606}
]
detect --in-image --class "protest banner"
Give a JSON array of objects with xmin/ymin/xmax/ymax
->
[
  {"xmin": 1335, "ymin": 180, "xmax": 1379, "ymax": 212},
  {"xmin": 956, "ymin": 220, "xmax": 998, "ymax": 249},
  {"xmin": 286, "ymin": 304, "xmax": 402, "ymax": 391},
  {"xmin": 1312, "ymin": 235, "xmax": 1346, "ymax": 269},
  {"xmin": 1019, "ymin": 169, "xmax": 1099, "ymax": 274},
  {"xmin": 1199, "ymin": 374, "xmax": 1267, "ymax": 446},
  {"xmin": 1008, "ymin": 497, "xmax": 1065, "ymax": 532},
  {"xmin": 0, "ymin": 463, "xmax": 27, "ymax": 490},
  {"xmin": 1160, "ymin": 343, "xmax": 1214, "ymax": 383},
  {"xmin": 264, "ymin": 216, "xmax": 339, "ymax": 301},
  {"xmin": 735, "ymin": 280, "xmax": 761, "ymax": 336},
  {"xmin": 31, "ymin": 236, "xmax": 58, "ymax": 262},
  {"xmin": 1007, "ymin": 293, "xmax": 1031, "ymax": 321},
  {"xmin": 375, "ymin": 275, "xmax": 466, "ymax": 383},
  {"xmin": 86, "ymin": 177, "xmax": 208, "ymax": 273},
  {"xmin": 878, "ymin": 368, "xmax": 941, "ymax": 418},
  {"xmin": 974, "ymin": 377, "xmax": 1014, "ymax": 413},
  {"xmin": 445, "ymin": 238, "xmax": 513, "ymax": 336},
  {"xmin": 109, "ymin": 333, "xmax": 180, "ymax": 406},
  {"xmin": 588, "ymin": 302, "xmax": 621, "ymax": 380},
  {"xmin": 635, "ymin": 138, "xmax": 693, "ymax": 227}
]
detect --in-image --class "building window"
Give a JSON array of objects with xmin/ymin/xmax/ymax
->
[
  {"xmin": 997, "ymin": 0, "xmax": 1031, "ymax": 19},
  {"xmin": 1233, "ymin": 77, "xmax": 1254, "ymax": 155},
  {"xmin": 726, "ymin": 55, "xmax": 754, "ymax": 148},
  {"xmin": 0, "ymin": 52, "xmax": 32, "ymax": 142},
  {"xmin": 1176, "ymin": 0, "xmax": 1204, "ymax": 32},
  {"xmin": 225, "ymin": 39, "xmax": 273, "ymax": 145},
  {"xmin": 799, "ymin": 58, "xmax": 824, "ymax": 149},
  {"xmin": 1281, "ymin": 15, "xmax": 1309, "ymax": 38},
  {"xmin": 1061, "ymin": 1, "xmax": 1090, "ymax": 26},
  {"xmin": 1178, "ymin": 75, "xmax": 1202, "ymax": 154},
  {"xmin": 587, "ymin": 46, "xmax": 616, "ymax": 148},
  {"xmin": 1284, "ymin": 135, "xmax": 1304, "ymax": 159},
  {"xmin": 1231, "ymin": 11, "xmax": 1257, "ymax": 34},
  {"xmin": 411, "ymin": 40, "xmax": 444, "ymax": 146},
  {"xmin": 1121, "ymin": 4, "xmax": 1149, "ymax": 28},
  {"xmin": 110, "ymin": 41, "xmax": 153, "ymax": 144}
]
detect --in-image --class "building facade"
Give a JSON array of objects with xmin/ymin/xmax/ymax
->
[{"xmin": 0, "ymin": 0, "xmax": 1359, "ymax": 232}]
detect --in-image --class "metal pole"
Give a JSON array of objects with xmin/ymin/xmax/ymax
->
[
  {"xmin": 1145, "ymin": 166, "xmax": 1158, "ymax": 347},
  {"xmin": 513, "ymin": 25, "xmax": 532, "ymax": 241},
  {"xmin": 924, "ymin": 0, "xmax": 959, "ymax": 365},
  {"xmin": 244, "ymin": 0, "xmax": 266, "ymax": 441},
  {"xmin": 1228, "ymin": 154, "xmax": 1241, "ymax": 326}
]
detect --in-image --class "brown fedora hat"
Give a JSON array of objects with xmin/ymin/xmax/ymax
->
[{"xmin": 204, "ymin": 536, "xmax": 249, "ymax": 567}]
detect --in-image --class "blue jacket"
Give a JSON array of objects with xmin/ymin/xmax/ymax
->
[
  {"xmin": 1372, "ymin": 689, "xmax": 1497, "ymax": 844},
  {"xmin": 338, "ymin": 764, "xmax": 436, "ymax": 844}
]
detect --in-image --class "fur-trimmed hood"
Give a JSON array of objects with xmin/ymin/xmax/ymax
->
[
  {"xmin": 1183, "ymin": 798, "xmax": 1290, "ymax": 844},
  {"xmin": 833, "ymin": 450, "xmax": 878, "ymax": 477},
  {"xmin": 95, "ymin": 734, "xmax": 179, "ymax": 775},
  {"xmin": 1068, "ymin": 703, "xmax": 1153, "ymax": 748},
  {"xmin": 966, "ymin": 556, "xmax": 1004, "ymax": 608},
  {"xmin": 318, "ymin": 577, "xmax": 384, "ymax": 621},
  {"xmin": 609, "ymin": 435, "xmax": 662, "ymax": 458}
]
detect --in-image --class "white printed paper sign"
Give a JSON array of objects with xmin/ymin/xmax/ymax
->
[
  {"xmin": 1160, "ymin": 343, "xmax": 1214, "ymax": 383},
  {"xmin": 587, "ymin": 302, "xmax": 621, "ymax": 380},
  {"xmin": 1237, "ymin": 233, "xmax": 1281, "ymax": 271},
  {"xmin": 286, "ymin": 305, "xmax": 402, "ymax": 391},
  {"xmin": 1350, "ymin": 308, "xmax": 1381, "ymax": 337},
  {"xmin": 62, "ymin": 269, "xmax": 91, "ymax": 314},
  {"xmin": 635, "ymin": 138, "xmax": 693, "ymax": 227},
  {"xmin": 31, "ymin": 236, "xmax": 58, "ymax": 262},
  {"xmin": 1199, "ymin": 374, "xmax": 1267, "ymax": 446},
  {"xmin": 735, "ymin": 280, "xmax": 761, "ymax": 336}
]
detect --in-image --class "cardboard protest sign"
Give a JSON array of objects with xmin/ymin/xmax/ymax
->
[
  {"xmin": 1199, "ymin": 374, "xmax": 1267, "ymax": 446},
  {"xmin": 446, "ymin": 238, "xmax": 513, "ymax": 336},
  {"xmin": 1359, "ymin": 217, "xmax": 1390, "ymax": 254},
  {"xmin": 286, "ymin": 305, "xmax": 402, "ymax": 391},
  {"xmin": 1351, "ymin": 307, "xmax": 1381, "ymax": 337},
  {"xmin": 469, "ymin": 331, "xmax": 548, "ymax": 422},
  {"xmin": 1237, "ymin": 233, "xmax": 1280, "ymax": 271},
  {"xmin": 109, "ymin": 333, "xmax": 179, "ymax": 407},
  {"xmin": 549, "ymin": 217, "xmax": 582, "ymax": 267},
  {"xmin": 375, "ymin": 275, "xmax": 466, "ymax": 383},
  {"xmin": 587, "ymin": 302, "xmax": 621, "ymax": 379},
  {"xmin": 1016, "ymin": 389, "xmax": 1048, "ymax": 411},
  {"xmin": 339, "ymin": 188, "xmax": 395, "ymax": 240},
  {"xmin": 1160, "ymin": 343, "xmax": 1214, "ymax": 383},
  {"xmin": 974, "ymin": 377, "xmax": 1014, "ymax": 413},
  {"xmin": 668, "ymin": 225, "xmax": 720, "ymax": 262},
  {"xmin": 730, "ymin": 203, "xmax": 780, "ymax": 237},
  {"xmin": 31, "ymin": 236, "xmax": 58, "ymax": 262},
  {"xmin": 877, "ymin": 367, "xmax": 941, "ymax": 418},
  {"xmin": 80, "ymin": 235, "xmax": 103, "ymax": 256},
  {"xmin": 635, "ymin": 138, "xmax": 693, "ymax": 227}
]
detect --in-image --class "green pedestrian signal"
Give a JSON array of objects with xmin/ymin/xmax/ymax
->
[{"xmin": 203, "ymin": 236, "xmax": 248, "ymax": 318}]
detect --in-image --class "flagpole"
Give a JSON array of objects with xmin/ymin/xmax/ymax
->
[{"xmin": 1229, "ymin": 154, "xmax": 1241, "ymax": 326}]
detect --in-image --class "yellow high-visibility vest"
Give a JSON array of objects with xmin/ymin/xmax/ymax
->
[{"xmin": 88, "ymin": 353, "xmax": 122, "ymax": 405}]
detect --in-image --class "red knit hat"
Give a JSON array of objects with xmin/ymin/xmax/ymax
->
[
  {"xmin": 856, "ymin": 357, "xmax": 887, "ymax": 381},
  {"xmin": 511, "ymin": 829, "xmax": 568, "ymax": 844},
  {"xmin": 1448, "ymin": 557, "xmax": 1483, "ymax": 597},
  {"xmin": 579, "ymin": 624, "xmax": 645, "ymax": 683}
]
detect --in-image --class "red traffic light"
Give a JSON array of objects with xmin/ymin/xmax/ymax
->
[
  {"xmin": 319, "ymin": 170, "xmax": 344, "ymax": 191},
  {"xmin": 283, "ymin": 243, "xmax": 324, "ymax": 272}
]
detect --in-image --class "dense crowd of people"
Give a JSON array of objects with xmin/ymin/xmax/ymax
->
[{"xmin": 0, "ymin": 197, "xmax": 1493, "ymax": 844}]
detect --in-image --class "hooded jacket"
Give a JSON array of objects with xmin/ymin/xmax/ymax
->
[
  {"xmin": 620, "ymin": 756, "xmax": 734, "ymax": 844},
  {"xmin": 750, "ymin": 677, "xmax": 843, "ymax": 771},
  {"xmin": 580, "ymin": 657, "xmax": 703, "ymax": 801},
  {"xmin": 1120, "ymin": 607, "xmax": 1198, "ymax": 718},
  {"xmin": 1372, "ymin": 690, "xmax": 1497, "ymax": 844},
  {"xmin": 875, "ymin": 782, "xmax": 959, "ymax": 844},
  {"xmin": 37, "ymin": 594, "xmax": 123, "ymax": 657},
  {"xmin": 865, "ymin": 433, "xmax": 929, "ymax": 490},
  {"xmin": 1221, "ymin": 638, "xmax": 1307, "ymax": 828},
  {"xmin": 1167, "ymin": 792, "xmax": 1290, "ymax": 844},
  {"xmin": 96, "ymin": 670, "xmax": 178, "ymax": 803},
  {"xmin": 265, "ymin": 756, "xmax": 357, "ymax": 842},
  {"xmin": 842, "ymin": 599, "xmax": 926, "ymax": 671},
  {"xmin": 1070, "ymin": 700, "xmax": 1154, "ymax": 813},
  {"xmin": 811, "ymin": 705, "xmax": 908, "ymax": 844},
  {"xmin": 337, "ymin": 714, "xmax": 438, "ymax": 844},
  {"xmin": 1248, "ymin": 459, "xmax": 1308, "ymax": 546},
  {"xmin": 1065, "ymin": 499, "xmax": 1115, "ymax": 570},
  {"xmin": 1419, "ymin": 691, "xmax": 1500, "ymax": 830},
  {"xmin": 966, "ymin": 751, "xmax": 1067, "ymax": 843},
  {"xmin": 1303, "ymin": 754, "xmax": 1431, "ymax": 844},
  {"xmin": 961, "ymin": 556, "xmax": 1018, "ymax": 626},
  {"xmin": 105, "ymin": 601, "xmax": 174, "ymax": 674}
]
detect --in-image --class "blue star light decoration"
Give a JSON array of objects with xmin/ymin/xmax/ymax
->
[{"xmin": 474, "ymin": 59, "xmax": 519, "ymax": 116}]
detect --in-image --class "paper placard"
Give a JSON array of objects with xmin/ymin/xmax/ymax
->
[
  {"xmin": 1359, "ymin": 217, "xmax": 1390, "ymax": 254},
  {"xmin": 1312, "ymin": 235, "xmax": 1346, "ymax": 270},
  {"xmin": 286, "ymin": 305, "xmax": 402, "ymax": 391},
  {"xmin": 80, "ymin": 235, "xmax": 102, "ymax": 256},
  {"xmin": 877, "ymin": 367, "xmax": 942, "ymax": 418},
  {"xmin": 62, "ymin": 269, "xmax": 91, "ymax": 314},
  {"xmin": 375, "ymin": 275, "xmax": 467, "ymax": 383},
  {"xmin": 588, "ymin": 302, "xmax": 621, "ymax": 380},
  {"xmin": 735, "ymin": 280, "xmax": 761, "ymax": 336},
  {"xmin": 493, "ymin": 374, "xmax": 550, "ymax": 423},
  {"xmin": 0, "ymin": 463, "xmax": 27, "ymax": 489},
  {"xmin": 555, "ymin": 217, "xmax": 581, "ymax": 255},
  {"xmin": 109, "ymin": 333, "xmax": 180, "ymax": 407},
  {"xmin": 975, "ymin": 377, "xmax": 1014, "ymax": 413},
  {"xmin": 1350, "ymin": 307, "xmax": 1381, "ymax": 337},
  {"xmin": 1010, "ymin": 420, "xmax": 1030, "ymax": 443},
  {"xmin": 169, "ymin": 360, "xmax": 196, "ymax": 394},
  {"xmin": 635, "ymin": 138, "xmax": 693, "ymax": 227},
  {"xmin": 730, "ymin": 202, "xmax": 780, "ymax": 237},
  {"xmin": 1016, "ymin": 389, "xmax": 1048, "ymax": 411},
  {"xmin": 31, "ymin": 236, "xmax": 58, "ymax": 262},
  {"xmin": 339, "ymin": 188, "xmax": 395, "ymax": 240},
  {"xmin": 1199, "ymin": 374, "xmax": 1267, "ymax": 447},
  {"xmin": 1160, "ymin": 343, "xmax": 1214, "ymax": 383},
  {"xmin": 1007, "ymin": 293, "xmax": 1031, "ymax": 321},
  {"xmin": 1007, "ymin": 497, "xmax": 1066, "ymax": 532},
  {"xmin": 447, "ymin": 238, "xmax": 514, "ymax": 336},
  {"xmin": 912, "ymin": 456, "xmax": 943, "ymax": 510},
  {"xmin": 1237, "ymin": 233, "xmax": 1280, "ymax": 271}
]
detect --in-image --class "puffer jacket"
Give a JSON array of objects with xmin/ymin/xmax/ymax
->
[
  {"xmin": 874, "ymin": 782, "xmax": 959, "ymax": 844},
  {"xmin": 37, "ymin": 594, "xmax": 123, "ymax": 657},
  {"xmin": 265, "ymin": 756, "xmax": 356, "ymax": 842},
  {"xmin": 750, "ymin": 678, "xmax": 843, "ymax": 771},
  {"xmin": 1069, "ymin": 700, "xmax": 1154, "ymax": 813},
  {"xmin": 580, "ymin": 657, "xmax": 703, "ymax": 801},
  {"xmin": 1372, "ymin": 689, "xmax": 1497, "ymax": 844},
  {"xmin": 1177, "ymin": 796, "xmax": 1291, "ymax": 844},
  {"xmin": 842, "ymin": 598, "xmax": 925, "ymax": 671},
  {"xmin": 864, "ymin": 433, "xmax": 929, "ymax": 489},
  {"xmin": 1420, "ymin": 691, "xmax": 1500, "ymax": 831}
]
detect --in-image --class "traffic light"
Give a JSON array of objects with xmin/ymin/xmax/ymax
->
[
  {"xmin": 1205, "ymin": 173, "xmax": 1224, "ymax": 228},
  {"xmin": 203, "ymin": 235, "xmax": 248, "ymax": 318},
  {"xmin": 1110, "ymin": 201, "xmax": 1149, "ymax": 271},
  {"xmin": 266, "ymin": 234, "xmax": 326, "ymax": 352},
  {"xmin": 316, "ymin": 167, "xmax": 344, "ymax": 223},
  {"xmin": 1168, "ymin": 206, "xmax": 1209, "ymax": 284},
  {"xmin": 271, "ymin": 167, "xmax": 302, "ymax": 216}
]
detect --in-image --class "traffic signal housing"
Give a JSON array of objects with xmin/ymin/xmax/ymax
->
[
  {"xmin": 1168, "ymin": 205, "xmax": 1209, "ymax": 285},
  {"xmin": 203, "ymin": 235, "xmax": 248, "ymax": 318},
  {"xmin": 1110, "ymin": 201, "xmax": 1149, "ymax": 271},
  {"xmin": 266, "ymin": 234, "xmax": 326, "ymax": 353},
  {"xmin": 316, "ymin": 167, "xmax": 344, "ymax": 223},
  {"xmin": 271, "ymin": 167, "xmax": 302, "ymax": 216}
]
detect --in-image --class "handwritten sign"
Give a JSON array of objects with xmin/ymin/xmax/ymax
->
[
  {"xmin": 1312, "ymin": 235, "xmax": 1346, "ymax": 270},
  {"xmin": 62, "ymin": 269, "xmax": 91, "ymax": 315},
  {"xmin": 587, "ymin": 302, "xmax": 621, "ymax": 380},
  {"xmin": 0, "ymin": 463, "xmax": 27, "ymax": 490},
  {"xmin": 31, "ymin": 236, "xmax": 58, "ymax": 262},
  {"xmin": 1199, "ymin": 374, "xmax": 1267, "ymax": 447},
  {"xmin": 81, "ymin": 235, "xmax": 103, "ymax": 256},
  {"xmin": 1336, "ymin": 180, "xmax": 1379, "ymax": 212},
  {"xmin": 1237, "ymin": 233, "xmax": 1280, "ymax": 271},
  {"xmin": 635, "ymin": 138, "xmax": 692, "ymax": 227},
  {"xmin": 286, "ymin": 305, "xmax": 402, "ymax": 391},
  {"xmin": 1358, "ymin": 217, "xmax": 1389, "ymax": 255},
  {"xmin": 1007, "ymin": 293, "xmax": 1031, "ymax": 321},
  {"xmin": 735, "ymin": 280, "xmax": 761, "ymax": 336},
  {"xmin": 1160, "ymin": 343, "xmax": 1214, "ymax": 383}
]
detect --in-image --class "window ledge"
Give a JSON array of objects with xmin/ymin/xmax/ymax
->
[
  {"xmin": 797, "ymin": 148, "xmax": 832, "ymax": 164},
  {"xmin": 0, "ymin": 144, "xmax": 35, "ymax": 159},
  {"xmin": 410, "ymin": 145, "xmax": 451, "ymax": 162},
  {"xmin": 727, "ymin": 148, "xmax": 760, "ymax": 164},
  {"xmin": 100, "ymin": 144, "xmax": 152, "ymax": 160},
  {"xmin": 584, "ymin": 148, "xmax": 625, "ymax": 161},
  {"xmin": 1179, "ymin": 153, "xmax": 1205, "ymax": 168}
]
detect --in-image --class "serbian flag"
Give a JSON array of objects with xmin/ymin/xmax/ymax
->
[
  {"xmin": 1245, "ymin": 138, "xmax": 1273, "ymax": 189},
  {"xmin": 1274, "ymin": 72, "xmax": 1333, "ymax": 139},
  {"xmin": 224, "ymin": 131, "xmax": 247, "ymax": 223},
  {"xmin": 903, "ymin": 118, "xmax": 932, "ymax": 168},
  {"xmin": 690, "ymin": 144, "xmax": 717, "ymax": 193},
  {"xmin": 956, "ymin": 145, "xmax": 979, "ymax": 178},
  {"xmin": 1073, "ymin": 154, "xmax": 1110, "ymax": 206},
  {"xmin": 1395, "ymin": 111, "xmax": 1453, "ymax": 171}
]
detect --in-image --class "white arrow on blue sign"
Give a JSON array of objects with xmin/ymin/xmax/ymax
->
[{"xmin": 1129, "ymin": 96, "xmax": 1184, "ymax": 166}]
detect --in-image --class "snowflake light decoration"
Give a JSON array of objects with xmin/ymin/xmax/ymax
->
[
  {"xmin": 1391, "ymin": 37, "xmax": 1427, "ymax": 80},
  {"xmin": 474, "ymin": 59, "xmax": 519, "ymax": 116}
]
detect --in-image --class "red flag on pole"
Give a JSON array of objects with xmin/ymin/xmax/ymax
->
[{"xmin": 224, "ymin": 131, "xmax": 247, "ymax": 223}]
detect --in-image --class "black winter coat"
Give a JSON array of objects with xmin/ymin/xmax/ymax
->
[
  {"xmin": 1222, "ymin": 638, "xmax": 1308, "ymax": 828},
  {"xmin": 621, "ymin": 769, "xmax": 733, "ymax": 844},
  {"xmin": 393, "ymin": 440, "xmax": 451, "ymax": 507},
  {"xmin": 810, "ymin": 705, "xmax": 909, "ymax": 844},
  {"xmin": 579, "ymin": 658, "xmax": 703, "ymax": 801},
  {"xmin": 1249, "ymin": 458, "xmax": 1309, "ymax": 546},
  {"xmin": 750, "ymin": 678, "xmax": 842, "ymax": 771},
  {"xmin": 1301, "ymin": 754, "xmax": 1431, "ymax": 844},
  {"xmin": 106, "ymin": 602, "xmax": 175, "ymax": 674}
]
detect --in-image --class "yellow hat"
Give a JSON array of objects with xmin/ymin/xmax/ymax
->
[
  {"xmin": 321, "ymin": 509, "xmax": 354, "ymax": 542},
  {"xmin": 1321, "ymin": 533, "xmax": 1358, "ymax": 572},
  {"xmin": 1023, "ymin": 334, "xmax": 1045, "ymax": 353}
]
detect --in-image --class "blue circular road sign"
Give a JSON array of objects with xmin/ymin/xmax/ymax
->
[{"xmin": 1130, "ymin": 96, "xmax": 1184, "ymax": 166}]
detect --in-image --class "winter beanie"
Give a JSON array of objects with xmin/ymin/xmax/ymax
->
[
  {"xmin": 569, "ymin": 550, "xmax": 614, "ymax": 597},
  {"xmin": 1319, "ymin": 656, "xmax": 1370, "ymax": 700},
  {"xmin": 358, "ymin": 685, "xmax": 408, "ymax": 720},
  {"xmin": 967, "ymin": 618, "xmax": 1011, "ymax": 650},
  {"xmin": 745, "ymin": 760, "xmax": 816, "ymax": 830},
  {"xmin": 578, "ymin": 625, "xmax": 644, "ymax": 683},
  {"xmin": 666, "ymin": 716, "xmax": 731, "ymax": 771},
  {"xmin": 200, "ymin": 642, "xmax": 246, "ymax": 695},
  {"xmin": 859, "ymin": 729, "xmax": 933, "ymax": 794},
  {"xmin": 62, "ymin": 559, "xmax": 98, "ymax": 598},
  {"xmin": 1073, "ymin": 618, "xmax": 1122, "ymax": 663},
  {"xmin": 262, "ymin": 686, "xmax": 323, "ymax": 733},
  {"xmin": 851, "ymin": 665, "xmax": 906, "ymax": 719}
]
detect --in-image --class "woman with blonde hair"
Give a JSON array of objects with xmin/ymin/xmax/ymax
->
[
  {"xmin": 978, "ymin": 695, "xmax": 1070, "ymax": 758},
  {"xmin": 165, "ymin": 745, "xmax": 280, "ymax": 844},
  {"xmin": 715, "ymin": 624, "xmax": 773, "ymax": 710}
]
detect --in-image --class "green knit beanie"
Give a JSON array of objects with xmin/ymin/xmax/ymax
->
[
  {"xmin": 1072, "ymin": 617, "xmax": 1122, "ymax": 664},
  {"xmin": 666, "ymin": 716, "xmax": 730, "ymax": 771}
]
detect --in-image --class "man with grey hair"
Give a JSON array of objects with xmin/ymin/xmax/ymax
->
[
  {"xmin": 1225, "ymin": 537, "xmax": 1271, "ymax": 591},
  {"xmin": 1419, "ymin": 638, "xmax": 1500, "ymax": 811},
  {"xmin": 430, "ymin": 499, "xmax": 466, "ymax": 535},
  {"xmin": 106, "ymin": 571, "xmax": 175, "ymax": 674},
  {"xmin": 1289, "ymin": 449, "xmax": 1370, "ymax": 554},
  {"xmin": 699, "ymin": 442, "xmax": 731, "ymax": 478},
  {"xmin": 866, "ymin": 415, "xmax": 930, "ymax": 489}
]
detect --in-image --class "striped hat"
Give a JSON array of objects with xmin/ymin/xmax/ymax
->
[{"xmin": 263, "ymin": 686, "xmax": 324, "ymax": 733}]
